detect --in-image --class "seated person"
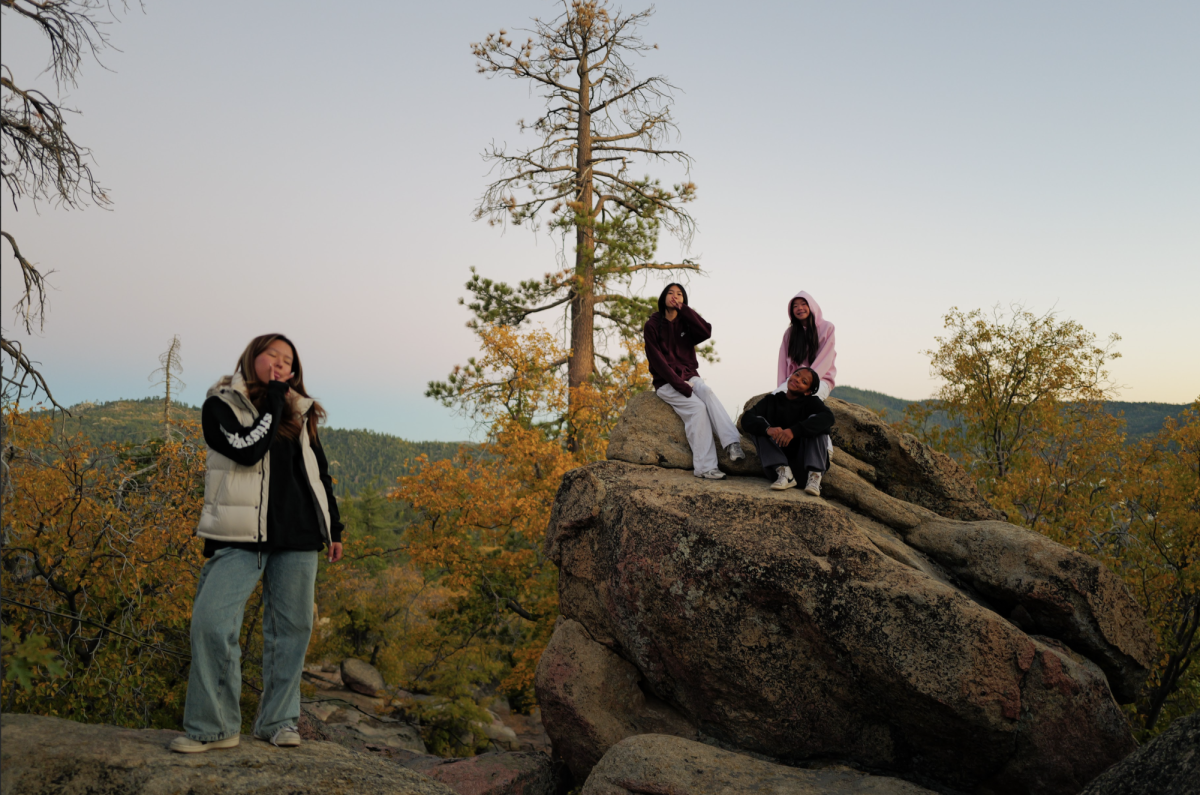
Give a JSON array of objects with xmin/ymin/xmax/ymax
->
[
  {"xmin": 776, "ymin": 290, "xmax": 836, "ymax": 400},
  {"xmin": 644, "ymin": 282, "xmax": 745, "ymax": 480},
  {"xmin": 740, "ymin": 367, "xmax": 834, "ymax": 494}
]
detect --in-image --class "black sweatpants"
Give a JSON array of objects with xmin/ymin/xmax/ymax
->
[{"xmin": 754, "ymin": 433, "xmax": 830, "ymax": 476}]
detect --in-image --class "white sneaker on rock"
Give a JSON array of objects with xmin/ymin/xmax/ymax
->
[
  {"xmin": 168, "ymin": 735, "xmax": 240, "ymax": 754},
  {"xmin": 771, "ymin": 465, "xmax": 796, "ymax": 491},
  {"xmin": 263, "ymin": 725, "xmax": 301, "ymax": 747},
  {"xmin": 726, "ymin": 442, "xmax": 746, "ymax": 462},
  {"xmin": 805, "ymin": 471, "xmax": 822, "ymax": 496},
  {"xmin": 696, "ymin": 469, "xmax": 726, "ymax": 480}
]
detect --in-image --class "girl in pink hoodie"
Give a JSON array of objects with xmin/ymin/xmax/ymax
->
[{"xmin": 777, "ymin": 291, "xmax": 837, "ymax": 400}]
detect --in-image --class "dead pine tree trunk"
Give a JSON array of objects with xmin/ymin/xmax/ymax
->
[{"xmin": 149, "ymin": 336, "xmax": 185, "ymax": 439}]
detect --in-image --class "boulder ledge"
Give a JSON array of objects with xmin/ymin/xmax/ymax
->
[{"xmin": 582, "ymin": 733, "xmax": 939, "ymax": 794}]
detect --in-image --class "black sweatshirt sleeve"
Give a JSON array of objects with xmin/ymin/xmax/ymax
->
[
  {"xmin": 740, "ymin": 395, "xmax": 775, "ymax": 436},
  {"xmin": 678, "ymin": 305, "xmax": 713, "ymax": 346},
  {"xmin": 792, "ymin": 400, "xmax": 835, "ymax": 437},
  {"xmin": 311, "ymin": 437, "xmax": 344, "ymax": 543},
  {"xmin": 201, "ymin": 382, "xmax": 288, "ymax": 466}
]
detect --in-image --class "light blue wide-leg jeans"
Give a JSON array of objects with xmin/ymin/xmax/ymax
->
[{"xmin": 182, "ymin": 548, "xmax": 318, "ymax": 742}]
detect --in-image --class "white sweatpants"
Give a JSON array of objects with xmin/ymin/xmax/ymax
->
[{"xmin": 657, "ymin": 377, "xmax": 742, "ymax": 476}]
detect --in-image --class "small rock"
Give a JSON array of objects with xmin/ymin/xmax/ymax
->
[
  {"xmin": 305, "ymin": 701, "xmax": 340, "ymax": 723},
  {"xmin": 348, "ymin": 721, "xmax": 428, "ymax": 754},
  {"xmin": 342, "ymin": 657, "xmax": 386, "ymax": 695},
  {"xmin": 475, "ymin": 712, "xmax": 521, "ymax": 751}
]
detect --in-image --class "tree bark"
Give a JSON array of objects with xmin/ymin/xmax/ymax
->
[{"xmin": 567, "ymin": 41, "xmax": 597, "ymax": 450}]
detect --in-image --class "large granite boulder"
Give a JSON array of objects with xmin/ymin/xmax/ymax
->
[
  {"xmin": 604, "ymin": 392, "xmax": 1152, "ymax": 702},
  {"xmin": 1080, "ymin": 710, "xmax": 1199, "ymax": 795},
  {"xmin": 582, "ymin": 733, "xmax": 939, "ymax": 794},
  {"xmin": 0, "ymin": 713, "xmax": 457, "ymax": 795},
  {"xmin": 540, "ymin": 448, "xmax": 1152, "ymax": 793}
]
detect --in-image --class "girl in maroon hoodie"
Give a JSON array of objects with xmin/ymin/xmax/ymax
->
[{"xmin": 643, "ymin": 283, "xmax": 744, "ymax": 479}]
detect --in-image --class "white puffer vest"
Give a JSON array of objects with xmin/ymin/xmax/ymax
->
[{"xmin": 195, "ymin": 373, "xmax": 331, "ymax": 543}]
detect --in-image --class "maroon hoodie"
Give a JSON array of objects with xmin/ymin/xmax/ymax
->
[{"xmin": 644, "ymin": 305, "xmax": 712, "ymax": 398}]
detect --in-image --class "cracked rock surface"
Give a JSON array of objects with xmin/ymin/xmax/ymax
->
[{"xmin": 538, "ymin": 395, "xmax": 1154, "ymax": 795}]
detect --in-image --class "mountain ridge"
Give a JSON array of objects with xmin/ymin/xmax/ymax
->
[{"xmin": 831, "ymin": 386, "xmax": 1190, "ymax": 439}]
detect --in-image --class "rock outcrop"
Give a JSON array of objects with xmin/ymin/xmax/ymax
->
[
  {"xmin": 582, "ymin": 734, "xmax": 939, "ymax": 794},
  {"xmin": 1079, "ymin": 710, "xmax": 1199, "ymax": 795},
  {"xmin": 537, "ymin": 394, "xmax": 1154, "ymax": 795},
  {"xmin": 823, "ymin": 397, "xmax": 1005, "ymax": 522},
  {"xmin": 0, "ymin": 713, "xmax": 457, "ymax": 795},
  {"xmin": 536, "ymin": 617, "xmax": 697, "ymax": 780}
]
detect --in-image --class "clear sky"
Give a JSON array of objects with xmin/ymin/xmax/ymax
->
[{"xmin": 2, "ymin": 1, "xmax": 1197, "ymax": 441}]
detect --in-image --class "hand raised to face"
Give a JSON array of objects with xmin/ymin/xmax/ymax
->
[{"xmin": 665, "ymin": 286, "xmax": 685, "ymax": 310}]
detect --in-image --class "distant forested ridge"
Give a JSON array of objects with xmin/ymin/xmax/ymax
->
[
  {"xmin": 43, "ymin": 390, "xmax": 1186, "ymax": 494},
  {"xmin": 831, "ymin": 386, "xmax": 1190, "ymax": 440},
  {"xmin": 44, "ymin": 397, "xmax": 463, "ymax": 497}
]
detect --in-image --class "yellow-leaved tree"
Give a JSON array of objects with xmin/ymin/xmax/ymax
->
[
  {"xmin": 904, "ymin": 305, "xmax": 1198, "ymax": 737},
  {"xmin": 0, "ymin": 410, "xmax": 206, "ymax": 726},
  {"xmin": 309, "ymin": 323, "xmax": 648, "ymax": 755}
]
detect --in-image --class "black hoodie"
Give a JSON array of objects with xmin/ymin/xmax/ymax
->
[
  {"xmin": 644, "ymin": 283, "xmax": 712, "ymax": 397},
  {"xmin": 741, "ymin": 392, "xmax": 834, "ymax": 439}
]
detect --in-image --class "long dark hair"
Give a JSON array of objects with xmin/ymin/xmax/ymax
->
[
  {"xmin": 234, "ymin": 333, "xmax": 326, "ymax": 442},
  {"xmin": 657, "ymin": 282, "xmax": 689, "ymax": 314},
  {"xmin": 787, "ymin": 297, "xmax": 820, "ymax": 366}
]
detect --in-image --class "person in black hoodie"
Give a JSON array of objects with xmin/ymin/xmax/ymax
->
[
  {"xmin": 644, "ymin": 283, "xmax": 744, "ymax": 479},
  {"xmin": 170, "ymin": 334, "xmax": 343, "ymax": 755},
  {"xmin": 741, "ymin": 367, "xmax": 834, "ymax": 494}
]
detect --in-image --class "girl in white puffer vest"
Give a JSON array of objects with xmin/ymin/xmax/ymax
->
[{"xmin": 170, "ymin": 334, "xmax": 344, "ymax": 754}]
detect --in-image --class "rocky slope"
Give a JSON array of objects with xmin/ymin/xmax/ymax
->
[
  {"xmin": 0, "ymin": 712, "xmax": 557, "ymax": 795},
  {"xmin": 0, "ymin": 713, "xmax": 457, "ymax": 795},
  {"xmin": 538, "ymin": 392, "xmax": 1154, "ymax": 795}
]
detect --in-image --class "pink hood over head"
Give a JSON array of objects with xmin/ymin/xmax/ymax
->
[{"xmin": 777, "ymin": 290, "xmax": 837, "ymax": 389}]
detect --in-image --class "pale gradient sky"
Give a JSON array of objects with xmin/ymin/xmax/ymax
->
[{"xmin": 2, "ymin": 1, "xmax": 1197, "ymax": 441}]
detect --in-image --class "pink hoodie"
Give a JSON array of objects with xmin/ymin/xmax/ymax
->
[{"xmin": 777, "ymin": 290, "xmax": 837, "ymax": 389}]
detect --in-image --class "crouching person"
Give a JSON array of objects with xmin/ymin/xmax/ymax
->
[
  {"xmin": 741, "ymin": 367, "xmax": 834, "ymax": 495},
  {"xmin": 644, "ymin": 283, "xmax": 745, "ymax": 480}
]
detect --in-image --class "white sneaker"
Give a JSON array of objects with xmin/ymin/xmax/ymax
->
[
  {"xmin": 804, "ymin": 471, "xmax": 822, "ymax": 496},
  {"xmin": 169, "ymin": 734, "xmax": 240, "ymax": 754},
  {"xmin": 726, "ymin": 442, "xmax": 746, "ymax": 462},
  {"xmin": 771, "ymin": 465, "xmax": 796, "ymax": 491},
  {"xmin": 696, "ymin": 469, "xmax": 726, "ymax": 480},
  {"xmin": 266, "ymin": 725, "xmax": 301, "ymax": 747}
]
